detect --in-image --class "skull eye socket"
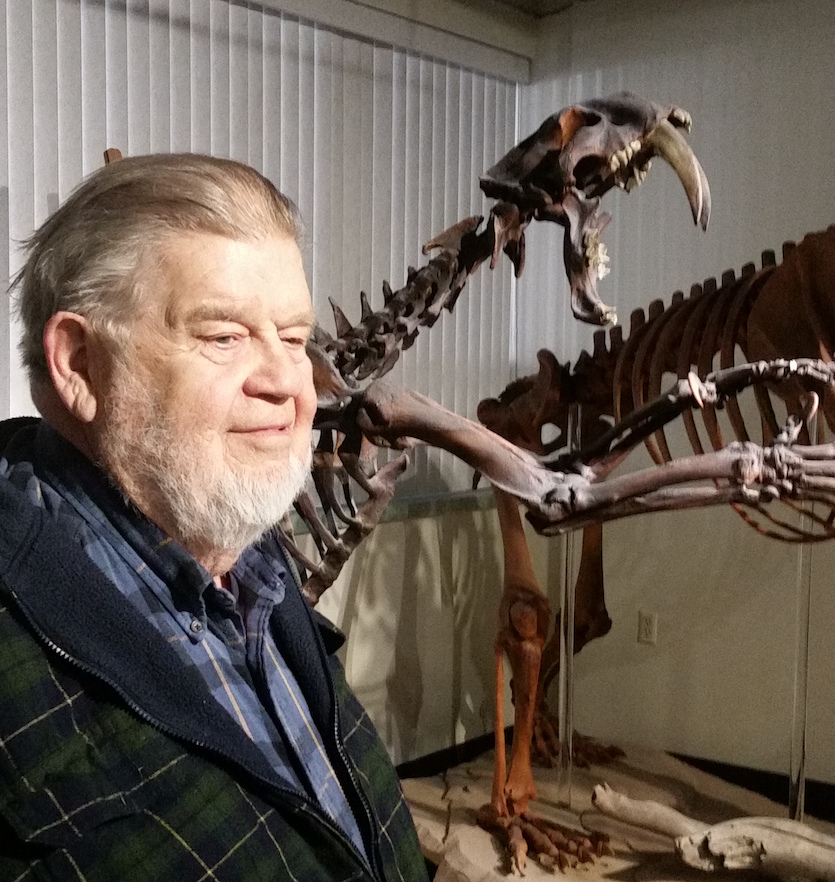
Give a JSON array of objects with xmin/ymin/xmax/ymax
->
[
  {"xmin": 573, "ymin": 155, "xmax": 607, "ymax": 194},
  {"xmin": 605, "ymin": 109, "xmax": 633, "ymax": 127}
]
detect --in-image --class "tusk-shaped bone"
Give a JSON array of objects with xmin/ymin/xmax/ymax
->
[
  {"xmin": 645, "ymin": 118, "xmax": 711, "ymax": 231},
  {"xmin": 671, "ymin": 107, "xmax": 692, "ymax": 132}
]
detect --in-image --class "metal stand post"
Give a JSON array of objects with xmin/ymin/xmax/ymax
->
[
  {"xmin": 557, "ymin": 404, "xmax": 580, "ymax": 806},
  {"xmin": 789, "ymin": 413, "xmax": 818, "ymax": 821}
]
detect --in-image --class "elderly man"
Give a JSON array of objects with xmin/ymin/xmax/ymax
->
[{"xmin": 0, "ymin": 155, "xmax": 429, "ymax": 881}]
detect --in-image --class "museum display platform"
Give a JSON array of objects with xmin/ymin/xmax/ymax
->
[{"xmin": 402, "ymin": 743, "xmax": 835, "ymax": 881}]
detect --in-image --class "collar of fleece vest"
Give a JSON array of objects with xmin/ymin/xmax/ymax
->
[{"xmin": 0, "ymin": 450, "xmax": 343, "ymax": 803}]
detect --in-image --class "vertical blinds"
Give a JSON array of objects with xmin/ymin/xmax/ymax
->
[{"xmin": 1, "ymin": 0, "xmax": 518, "ymax": 494}]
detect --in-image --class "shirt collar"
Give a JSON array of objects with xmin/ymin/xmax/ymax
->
[{"xmin": 31, "ymin": 422, "xmax": 289, "ymax": 617}]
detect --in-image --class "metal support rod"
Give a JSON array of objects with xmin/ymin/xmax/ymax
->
[
  {"xmin": 789, "ymin": 414, "xmax": 818, "ymax": 820},
  {"xmin": 557, "ymin": 404, "xmax": 580, "ymax": 805}
]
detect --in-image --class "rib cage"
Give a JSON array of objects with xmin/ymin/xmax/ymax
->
[
  {"xmin": 607, "ymin": 249, "xmax": 788, "ymax": 465},
  {"xmin": 480, "ymin": 224, "xmax": 835, "ymax": 541}
]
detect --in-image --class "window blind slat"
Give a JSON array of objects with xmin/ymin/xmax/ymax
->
[
  {"xmin": 370, "ymin": 46, "xmax": 393, "ymax": 299},
  {"xmin": 261, "ymin": 11, "xmax": 282, "ymax": 185},
  {"xmin": 126, "ymin": 0, "xmax": 151, "ymax": 154},
  {"xmin": 296, "ymin": 22, "xmax": 315, "ymax": 265},
  {"xmin": 105, "ymin": 0, "xmax": 129, "ymax": 150},
  {"xmin": 246, "ymin": 7, "xmax": 263, "ymax": 169},
  {"xmin": 358, "ymin": 43, "xmax": 374, "ymax": 299},
  {"xmin": 33, "ymin": 1, "xmax": 59, "ymax": 224},
  {"xmin": 6, "ymin": 0, "xmax": 33, "ymax": 415},
  {"xmin": 80, "ymin": 2, "xmax": 106, "ymax": 169},
  {"xmin": 56, "ymin": 0, "xmax": 83, "ymax": 200},
  {"xmin": 228, "ymin": 3, "xmax": 249, "ymax": 162},
  {"xmin": 188, "ymin": 0, "xmax": 211, "ymax": 152},
  {"xmin": 209, "ymin": 0, "xmax": 230, "ymax": 156},
  {"xmin": 311, "ymin": 25, "xmax": 334, "ymax": 308},
  {"xmin": 169, "ymin": 0, "xmax": 191, "ymax": 151},
  {"xmin": 148, "ymin": 0, "xmax": 170, "ymax": 150}
]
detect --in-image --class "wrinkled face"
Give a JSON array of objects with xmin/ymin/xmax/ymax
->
[{"xmin": 95, "ymin": 232, "xmax": 317, "ymax": 556}]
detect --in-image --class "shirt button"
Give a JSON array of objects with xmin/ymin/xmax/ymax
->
[{"xmin": 190, "ymin": 619, "xmax": 204, "ymax": 633}]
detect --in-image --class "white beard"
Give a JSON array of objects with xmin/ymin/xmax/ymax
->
[
  {"xmin": 145, "ymin": 437, "xmax": 311, "ymax": 553},
  {"xmin": 98, "ymin": 363, "xmax": 312, "ymax": 556}
]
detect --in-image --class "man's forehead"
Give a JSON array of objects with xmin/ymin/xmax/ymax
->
[
  {"xmin": 155, "ymin": 230, "xmax": 305, "ymax": 277},
  {"xmin": 148, "ymin": 231, "xmax": 314, "ymax": 325}
]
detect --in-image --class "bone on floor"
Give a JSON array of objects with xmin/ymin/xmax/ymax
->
[{"xmin": 401, "ymin": 742, "xmax": 835, "ymax": 882}]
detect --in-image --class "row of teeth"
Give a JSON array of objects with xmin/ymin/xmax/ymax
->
[
  {"xmin": 619, "ymin": 161, "xmax": 651, "ymax": 192},
  {"xmin": 609, "ymin": 139, "xmax": 644, "ymax": 173},
  {"xmin": 585, "ymin": 108, "xmax": 691, "ymax": 288},
  {"xmin": 584, "ymin": 232, "xmax": 611, "ymax": 281},
  {"xmin": 608, "ymin": 107, "xmax": 692, "ymax": 178},
  {"xmin": 609, "ymin": 140, "xmax": 653, "ymax": 192},
  {"xmin": 607, "ymin": 106, "xmax": 691, "ymax": 190}
]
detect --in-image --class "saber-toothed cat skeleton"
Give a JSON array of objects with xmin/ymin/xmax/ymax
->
[
  {"xmin": 291, "ymin": 91, "xmax": 712, "ymax": 604},
  {"xmin": 276, "ymin": 95, "xmax": 835, "ymax": 872}
]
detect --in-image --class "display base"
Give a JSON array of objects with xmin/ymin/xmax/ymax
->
[{"xmin": 401, "ymin": 743, "xmax": 835, "ymax": 881}]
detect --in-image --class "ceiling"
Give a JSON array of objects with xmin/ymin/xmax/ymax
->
[{"xmin": 454, "ymin": 0, "xmax": 586, "ymax": 21}]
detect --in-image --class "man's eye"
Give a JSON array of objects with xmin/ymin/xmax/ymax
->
[
  {"xmin": 205, "ymin": 334, "xmax": 242, "ymax": 349},
  {"xmin": 281, "ymin": 334, "xmax": 308, "ymax": 350}
]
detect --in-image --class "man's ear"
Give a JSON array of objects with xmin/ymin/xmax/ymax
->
[{"xmin": 42, "ymin": 311, "xmax": 104, "ymax": 424}]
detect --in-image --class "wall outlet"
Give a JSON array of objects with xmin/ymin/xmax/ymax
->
[{"xmin": 637, "ymin": 611, "xmax": 658, "ymax": 645}]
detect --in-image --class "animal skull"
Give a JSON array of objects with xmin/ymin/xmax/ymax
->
[{"xmin": 480, "ymin": 91, "xmax": 711, "ymax": 326}]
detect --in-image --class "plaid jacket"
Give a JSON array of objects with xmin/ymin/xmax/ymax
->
[{"xmin": 0, "ymin": 424, "xmax": 428, "ymax": 882}]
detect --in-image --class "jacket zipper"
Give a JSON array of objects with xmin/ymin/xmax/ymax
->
[
  {"xmin": 9, "ymin": 587, "xmax": 377, "ymax": 880},
  {"xmin": 281, "ymin": 547, "xmax": 386, "ymax": 882}
]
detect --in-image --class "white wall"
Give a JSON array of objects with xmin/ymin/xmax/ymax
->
[
  {"xmin": 313, "ymin": 499, "xmax": 566, "ymax": 765},
  {"xmin": 512, "ymin": 0, "xmax": 835, "ymax": 783},
  {"xmin": 519, "ymin": 0, "xmax": 835, "ymax": 371}
]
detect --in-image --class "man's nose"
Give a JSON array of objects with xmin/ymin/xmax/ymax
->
[{"xmin": 244, "ymin": 339, "xmax": 308, "ymax": 400}]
